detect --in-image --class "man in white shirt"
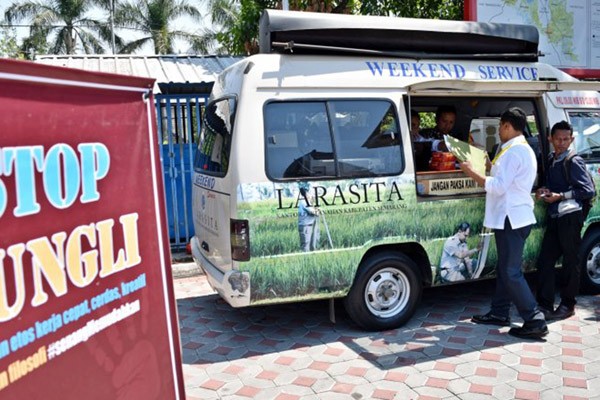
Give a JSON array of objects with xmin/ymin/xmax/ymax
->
[{"xmin": 460, "ymin": 107, "xmax": 548, "ymax": 339}]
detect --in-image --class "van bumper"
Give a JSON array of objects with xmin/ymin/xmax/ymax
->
[{"xmin": 190, "ymin": 236, "xmax": 251, "ymax": 308}]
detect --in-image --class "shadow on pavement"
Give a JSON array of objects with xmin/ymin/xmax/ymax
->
[{"xmin": 176, "ymin": 277, "xmax": 600, "ymax": 369}]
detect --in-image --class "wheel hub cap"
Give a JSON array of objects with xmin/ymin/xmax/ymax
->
[
  {"xmin": 587, "ymin": 246, "xmax": 600, "ymax": 284},
  {"xmin": 365, "ymin": 267, "xmax": 410, "ymax": 318}
]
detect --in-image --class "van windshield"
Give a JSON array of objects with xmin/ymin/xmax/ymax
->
[
  {"xmin": 569, "ymin": 111, "xmax": 600, "ymax": 160},
  {"xmin": 264, "ymin": 99, "xmax": 403, "ymax": 180},
  {"xmin": 194, "ymin": 97, "xmax": 236, "ymax": 176}
]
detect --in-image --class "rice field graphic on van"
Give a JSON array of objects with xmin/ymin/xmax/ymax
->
[{"xmin": 235, "ymin": 176, "xmax": 554, "ymax": 304}]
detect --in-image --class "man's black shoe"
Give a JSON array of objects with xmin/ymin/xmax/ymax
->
[
  {"xmin": 538, "ymin": 306, "xmax": 554, "ymax": 320},
  {"xmin": 471, "ymin": 312, "xmax": 511, "ymax": 326},
  {"xmin": 508, "ymin": 324, "xmax": 548, "ymax": 339},
  {"xmin": 551, "ymin": 305, "xmax": 575, "ymax": 321}
]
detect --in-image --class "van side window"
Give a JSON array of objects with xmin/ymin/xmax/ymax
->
[
  {"xmin": 265, "ymin": 100, "xmax": 403, "ymax": 180},
  {"xmin": 569, "ymin": 111, "xmax": 600, "ymax": 160},
  {"xmin": 265, "ymin": 102, "xmax": 334, "ymax": 179},
  {"xmin": 194, "ymin": 97, "xmax": 236, "ymax": 176}
]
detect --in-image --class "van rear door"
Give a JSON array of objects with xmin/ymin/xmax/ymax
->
[
  {"xmin": 192, "ymin": 96, "xmax": 236, "ymax": 274},
  {"xmin": 407, "ymin": 79, "xmax": 600, "ymax": 171},
  {"xmin": 407, "ymin": 80, "xmax": 600, "ymax": 94}
]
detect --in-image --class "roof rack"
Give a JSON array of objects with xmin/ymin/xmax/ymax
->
[{"xmin": 259, "ymin": 10, "xmax": 540, "ymax": 62}]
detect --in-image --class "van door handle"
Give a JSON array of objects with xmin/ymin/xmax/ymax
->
[{"xmin": 201, "ymin": 241, "xmax": 209, "ymax": 252}]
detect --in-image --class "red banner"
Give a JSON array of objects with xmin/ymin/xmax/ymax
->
[{"xmin": 0, "ymin": 59, "xmax": 184, "ymax": 399}]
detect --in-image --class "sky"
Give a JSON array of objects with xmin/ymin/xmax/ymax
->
[{"xmin": 0, "ymin": 0, "xmax": 209, "ymax": 55}]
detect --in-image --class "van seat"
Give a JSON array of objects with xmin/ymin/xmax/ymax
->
[
  {"xmin": 266, "ymin": 130, "xmax": 304, "ymax": 178},
  {"xmin": 336, "ymin": 127, "xmax": 371, "ymax": 156},
  {"xmin": 267, "ymin": 131, "xmax": 298, "ymax": 147}
]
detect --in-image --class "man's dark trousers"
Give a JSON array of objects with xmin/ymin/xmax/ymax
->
[
  {"xmin": 490, "ymin": 218, "xmax": 544, "ymax": 325},
  {"xmin": 537, "ymin": 211, "xmax": 583, "ymax": 310}
]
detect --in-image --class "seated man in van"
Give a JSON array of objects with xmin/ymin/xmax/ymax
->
[
  {"xmin": 411, "ymin": 110, "xmax": 432, "ymax": 171},
  {"xmin": 420, "ymin": 105, "xmax": 466, "ymax": 152},
  {"xmin": 411, "ymin": 110, "xmax": 427, "ymax": 142}
]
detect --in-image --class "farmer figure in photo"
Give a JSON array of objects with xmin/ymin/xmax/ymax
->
[
  {"xmin": 535, "ymin": 121, "xmax": 596, "ymax": 321},
  {"xmin": 298, "ymin": 186, "xmax": 320, "ymax": 251},
  {"xmin": 439, "ymin": 222, "xmax": 480, "ymax": 282}
]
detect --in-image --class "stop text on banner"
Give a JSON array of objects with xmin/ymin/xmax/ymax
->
[{"xmin": 0, "ymin": 143, "xmax": 142, "ymax": 323}]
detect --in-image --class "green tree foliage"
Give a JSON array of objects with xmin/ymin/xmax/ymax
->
[
  {"xmin": 188, "ymin": 0, "xmax": 238, "ymax": 54},
  {"xmin": 213, "ymin": 0, "xmax": 357, "ymax": 55},
  {"xmin": 214, "ymin": 0, "xmax": 464, "ymax": 55},
  {"xmin": 114, "ymin": 0, "xmax": 202, "ymax": 54},
  {"xmin": 224, "ymin": 0, "xmax": 273, "ymax": 55},
  {"xmin": 0, "ymin": 26, "xmax": 25, "ymax": 58},
  {"xmin": 19, "ymin": 27, "xmax": 51, "ymax": 58},
  {"xmin": 5, "ymin": 0, "xmax": 115, "ymax": 55},
  {"xmin": 358, "ymin": 0, "xmax": 463, "ymax": 19},
  {"xmin": 3, "ymin": 0, "xmax": 464, "ymax": 56},
  {"xmin": 194, "ymin": 0, "xmax": 275, "ymax": 56}
]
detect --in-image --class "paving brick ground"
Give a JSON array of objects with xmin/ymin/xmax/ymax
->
[{"xmin": 175, "ymin": 274, "xmax": 600, "ymax": 400}]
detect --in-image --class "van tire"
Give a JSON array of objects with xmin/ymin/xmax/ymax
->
[
  {"xmin": 343, "ymin": 252, "xmax": 421, "ymax": 331},
  {"xmin": 580, "ymin": 229, "xmax": 600, "ymax": 294}
]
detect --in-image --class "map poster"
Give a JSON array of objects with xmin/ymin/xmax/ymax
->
[
  {"xmin": 0, "ymin": 59, "xmax": 185, "ymax": 399},
  {"xmin": 465, "ymin": 0, "xmax": 600, "ymax": 78}
]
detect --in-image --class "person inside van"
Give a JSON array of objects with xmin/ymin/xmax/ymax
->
[
  {"xmin": 411, "ymin": 110, "xmax": 426, "ymax": 142},
  {"xmin": 411, "ymin": 110, "xmax": 432, "ymax": 171},
  {"xmin": 420, "ymin": 105, "xmax": 462, "ymax": 151}
]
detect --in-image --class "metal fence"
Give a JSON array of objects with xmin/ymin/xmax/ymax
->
[{"xmin": 155, "ymin": 93, "xmax": 209, "ymax": 251}]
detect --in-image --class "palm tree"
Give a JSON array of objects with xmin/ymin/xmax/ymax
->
[
  {"xmin": 94, "ymin": 0, "xmax": 120, "ymax": 53},
  {"xmin": 114, "ymin": 0, "xmax": 202, "ymax": 54},
  {"xmin": 188, "ymin": 0, "xmax": 238, "ymax": 54},
  {"xmin": 5, "ymin": 0, "xmax": 118, "ymax": 55}
]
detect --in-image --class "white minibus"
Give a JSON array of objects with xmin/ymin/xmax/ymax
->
[{"xmin": 191, "ymin": 10, "xmax": 600, "ymax": 330}]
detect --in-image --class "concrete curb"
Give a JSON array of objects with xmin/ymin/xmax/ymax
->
[
  {"xmin": 170, "ymin": 252, "xmax": 203, "ymax": 279},
  {"xmin": 171, "ymin": 261, "xmax": 203, "ymax": 279}
]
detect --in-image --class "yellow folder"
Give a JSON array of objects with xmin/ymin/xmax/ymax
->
[{"xmin": 444, "ymin": 135, "xmax": 487, "ymax": 177}]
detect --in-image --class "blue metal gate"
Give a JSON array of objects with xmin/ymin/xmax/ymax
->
[{"xmin": 155, "ymin": 94, "xmax": 209, "ymax": 250}]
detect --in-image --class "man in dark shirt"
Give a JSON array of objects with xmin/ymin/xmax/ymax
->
[{"xmin": 535, "ymin": 121, "xmax": 596, "ymax": 320}]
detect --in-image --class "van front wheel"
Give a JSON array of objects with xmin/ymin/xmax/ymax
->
[
  {"xmin": 580, "ymin": 229, "xmax": 600, "ymax": 294},
  {"xmin": 344, "ymin": 252, "xmax": 421, "ymax": 331}
]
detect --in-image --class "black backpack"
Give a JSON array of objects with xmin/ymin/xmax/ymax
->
[{"xmin": 563, "ymin": 151, "xmax": 597, "ymax": 219}]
